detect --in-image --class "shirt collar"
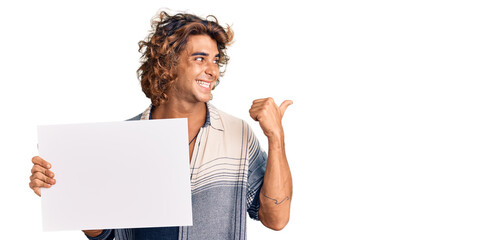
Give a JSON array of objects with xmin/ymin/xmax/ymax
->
[
  {"xmin": 140, "ymin": 103, "xmax": 224, "ymax": 131},
  {"xmin": 206, "ymin": 103, "xmax": 224, "ymax": 131}
]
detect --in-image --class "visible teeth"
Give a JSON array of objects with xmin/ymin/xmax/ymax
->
[{"xmin": 196, "ymin": 80, "xmax": 210, "ymax": 88}]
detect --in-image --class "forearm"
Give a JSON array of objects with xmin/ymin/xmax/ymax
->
[
  {"xmin": 258, "ymin": 132, "xmax": 292, "ymax": 230},
  {"xmin": 83, "ymin": 230, "xmax": 103, "ymax": 237},
  {"xmin": 84, "ymin": 229, "xmax": 114, "ymax": 240}
]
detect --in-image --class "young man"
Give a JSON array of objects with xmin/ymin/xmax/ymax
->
[{"xmin": 29, "ymin": 11, "xmax": 292, "ymax": 240}]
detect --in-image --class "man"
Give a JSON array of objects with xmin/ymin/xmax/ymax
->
[{"xmin": 29, "ymin": 11, "xmax": 292, "ymax": 240}]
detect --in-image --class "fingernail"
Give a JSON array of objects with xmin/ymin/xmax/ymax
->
[{"xmin": 47, "ymin": 164, "xmax": 51, "ymax": 168}]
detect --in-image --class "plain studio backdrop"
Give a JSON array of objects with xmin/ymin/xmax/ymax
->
[{"xmin": 1, "ymin": 0, "xmax": 502, "ymax": 239}]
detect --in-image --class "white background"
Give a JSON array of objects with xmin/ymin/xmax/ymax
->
[{"xmin": 1, "ymin": 0, "xmax": 502, "ymax": 239}]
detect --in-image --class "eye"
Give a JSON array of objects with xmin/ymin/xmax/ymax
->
[
  {"xmin": 195, "ymin": 57, "xmax": 204, "ymax": 62},
  {"xmin": 213, "ymin": 58, "xmax": 220, "ymax": 64}
]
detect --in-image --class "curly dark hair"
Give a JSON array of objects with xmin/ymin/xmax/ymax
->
[{"xmin": 137, "ymin": 11, "xmax": 234, "ymax": 106}]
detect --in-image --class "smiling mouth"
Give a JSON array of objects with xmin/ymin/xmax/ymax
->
[{"xmin": 196, "ymin": 80, "xmax": 211, "ymax": 89}]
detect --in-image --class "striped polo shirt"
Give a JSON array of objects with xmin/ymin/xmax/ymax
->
[{"xmin": 87, "ymin": 103, "xmax": 267, "ymax": 240}]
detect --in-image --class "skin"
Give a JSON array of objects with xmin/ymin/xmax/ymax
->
[
  {"xmin": 29, "ymin": 34, "xmax": 292, "ymax": 236},
  {"xmin": 250, "ymin": 97, "xmax": 293, "ymax": 230}
]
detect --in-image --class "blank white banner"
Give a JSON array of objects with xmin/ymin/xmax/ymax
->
[{"xmin": 38, "ymin": 119, "xmax": 193, "ymax": 231}]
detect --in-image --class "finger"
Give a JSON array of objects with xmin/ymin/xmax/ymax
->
[
  {"xmin": 249, "ymin": 108, "xmax": 259, "ymax": 121},
  {"xmin": 252, "ymin": 98, "xmax": 268, "ymax": 104},
  {"xmin": 29, "ymin": 181, "xmax": 42, "ymax": 196},
  {"xmin": 31, "ymin": 165, "xmax": 54, "ymax": 177},
  {"xmin": 249, "ymin": 107, "xmax": 268, "ymax": 121},
  {"xmin": 31, "ymin": 178, "xmax": 53, "ymax": 189},
  {"xmin": 249, "ymin": 103, "xmax": 264, "ymax": 113},
  {"xmin": 250, "ymin": 98, "xmax": 274, "ymax": 110},
  {"xmin": 30, "ymin": 171, "xmax": 54, "ymax": 184},
  {"xmin": 32, "ymin": 156, "xmax": 51, "ymax": 169},
  {"xmin": 250, "ymin": 101, "xmax": 266, "ymax": 111},
  {"xmin": 279, "ymin": 100, "xmax": 293, "ymax": 116},
  {"xmin": 30, "ymin": 172, "xmax": 56, "ymax": 185},
  {"xmin": 31, "ymin": 185, "xmax": 41, "ymax": 197},
  {"xmin": 249, "ymin": 103, "xmax": 266, "ymax": 120}
]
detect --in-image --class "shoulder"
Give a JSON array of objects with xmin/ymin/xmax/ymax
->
[
  {"xmin": 208, "ymin": 104, "xmax": 261, "ymax": 148},
  {"xmin": 126, "ymin": 105, "xmax": 152, "ymax": 121},
  {"xmin": 126, "ymin": 113, "xmax": 142, "ymax": 121},
  {"xmin": 208, "ymin": 103, "xmax": 251, "ymax": 131}
]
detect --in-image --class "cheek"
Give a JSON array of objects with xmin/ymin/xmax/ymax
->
[{"xmin": 186, "ymin": 63, "xmax": 203, "ymax": 76}]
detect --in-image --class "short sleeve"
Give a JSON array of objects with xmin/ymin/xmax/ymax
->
[{"xmin": 246, "ymin": 125, "xmax": 267, "ymax": 220}]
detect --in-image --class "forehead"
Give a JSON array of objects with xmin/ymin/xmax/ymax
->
[{"xmin": 184, "ymin": 34, "xmax": 219, "ymax": 54}]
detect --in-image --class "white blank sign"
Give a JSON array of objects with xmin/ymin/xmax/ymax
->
[{"xmin": 38, "ymin": 119, "xmax": 193, "ymax": 231}]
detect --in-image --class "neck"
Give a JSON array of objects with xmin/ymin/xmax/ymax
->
[{"xmin": 151, "ymin": 99, "xmax": 207, "ymax": 130}]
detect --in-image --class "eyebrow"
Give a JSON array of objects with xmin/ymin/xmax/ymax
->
[
  {"xmin": 191, "ymin": 52, "xmax": 220, "ymax": 58},
  {"xmin": 191, "ymin": 52, "xmax": 209, "ymax": 56}
]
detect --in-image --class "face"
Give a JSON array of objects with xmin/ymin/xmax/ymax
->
[{"xmin": 169, "ymin": 34, "xmax": 220, "ymax": 104}]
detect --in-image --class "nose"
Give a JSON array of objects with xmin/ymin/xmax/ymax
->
[{"xmin": 205, "ymin": 62, "xmax": 219, "ymax": 80}]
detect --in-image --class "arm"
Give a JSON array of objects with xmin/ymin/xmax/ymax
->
[
  {"xmin": 83, "ymin": 230, "xmax": 105, "ymax": 238},
  {"xmin": 249, "ymin": 98, "xmax": 293, "ymax": 231}
]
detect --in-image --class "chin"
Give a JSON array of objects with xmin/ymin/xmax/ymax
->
[{"xmin": 197, "ymin": 94, "xmax": 212, "ymax": 103}]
